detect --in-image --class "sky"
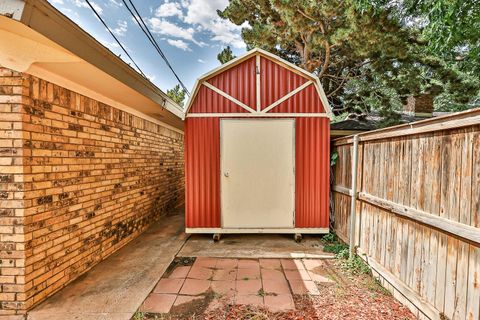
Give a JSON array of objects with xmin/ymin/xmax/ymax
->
[{"xmin": 48, "ymin": 0, "xmax": 248, "ymax": 93}]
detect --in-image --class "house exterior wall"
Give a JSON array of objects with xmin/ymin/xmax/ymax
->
[{"xmin": 0, "ymin": 67, "xmax": 184, "ymax": 315}]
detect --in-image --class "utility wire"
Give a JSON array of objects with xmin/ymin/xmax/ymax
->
[
  {"xmin": 84, "ymin": 0, "xmax": 147, "ymax": 78},
  {"xmin": 122, "ymin": 0, "xmax": 190, "ymax": 96}
]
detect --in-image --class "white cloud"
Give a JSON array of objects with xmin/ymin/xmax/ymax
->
[
  {"xmin": 155, "ymin": 1, "xmax": 183, "ymax": 18},
  {"xmin": 111, "ymin": 20, "xmax": 128, "ymax": 36},
  {"xmin": 73, "ymin": 0, "xmax": 103, "ymax": 15},
  {"xmin": 108, "ymin": 0, "xmax": 122, "ymax": 6},
  {"xmin": 147, "ymin": 18, "xmax": 203, "ymax": 46},
  {"xmin": 51, "ymin": 0, "xmax": 64, "ymax": 4},
  {"xmin": 182, "ymin": 0, "xmax": 245, "ymax": 48},
  {"xmin": 197, "ymin": 59, "xmax": 206, "ymax": 63},
  {"xmin": 167, "ymin": 39, "xmax": 192, "ymax": 51}
]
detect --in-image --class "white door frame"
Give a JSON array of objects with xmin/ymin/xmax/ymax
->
[{"xmin": 219, "ymin": 118, "xmax": 296, "ymax": 229}]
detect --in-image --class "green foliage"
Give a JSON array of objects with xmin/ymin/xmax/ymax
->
[
  {"xmin": 132, "ymin": 311, "xmax": 145, "ymax": 320},
  {"xmin": 217, "ymin": 46, "xmax": 236, "ymax": 64},
  {"xmin": 321, "ymin": 232, "xmax": 370, "ymax": 274},
  {"xmin": 330, "ymin": 151, "xmax": 339, "ymax": 167},
  {"xmin": 321, "ymin": 232, "xmax": 348, "ymax": 254},
  {"xmin": 219, "ymin": 0, "xmax": 479, "ymax": 122},
  {"xmin": 166, "ymin": 84, "xmax": 186, "ymax": 107},
  {"xmin": 338, "ymin": 252, "xmax": 372, "ymax": 275}
]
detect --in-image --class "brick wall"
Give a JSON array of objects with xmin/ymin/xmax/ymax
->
[{"xmin": 0, "ymin": 67, "xmax": 184, "ymax": 315}]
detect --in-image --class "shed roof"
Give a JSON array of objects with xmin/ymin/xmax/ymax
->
[{"xmin": 183, "ymin": 48, "xmax": 333, "ymax": 119}]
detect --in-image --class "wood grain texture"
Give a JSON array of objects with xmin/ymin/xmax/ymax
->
[{"xmin": 332, "ymin": 111, "xmax": 480, "ymax": 320}]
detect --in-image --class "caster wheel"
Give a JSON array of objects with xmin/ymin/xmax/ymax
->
[
  {"xmin": 294, "ymin": 233, "xmax": 302, "ymax": 243},
  {"xmin": 213, "ymin": 233, "xmax": 221, "ymax": 242}
]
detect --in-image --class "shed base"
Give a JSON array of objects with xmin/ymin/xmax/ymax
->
[{"xmin": 185, "ymin": 227, "xmax": 329, "ymax": 234}]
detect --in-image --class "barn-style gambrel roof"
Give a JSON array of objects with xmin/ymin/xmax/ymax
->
[{"xmin": 183, "ymin": 48, "xmax": 333, "ymax": 119}]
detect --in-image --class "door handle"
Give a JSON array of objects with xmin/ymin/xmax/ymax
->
[{"xmin": 224, "ymin": 172, "xmax": 229, "ymax": 177}]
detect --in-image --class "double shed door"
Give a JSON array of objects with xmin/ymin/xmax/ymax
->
[{"xmin": 220, "ymin": 119, "xmax": 295, "ymax": 229}]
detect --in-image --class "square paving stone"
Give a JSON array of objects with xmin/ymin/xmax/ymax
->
[
  {"xmin": 188, "ymin": 266, "xmax": 214, "ymax": 280},
  {"xmin": 236, "ymin": 279, "xmax": 262, "ymax": 295},
  {"xmin": 140, "ymin": 293, "xmax": 176, "ymax": 313},
  {"xmin": 288, "ymin": 280, "xmax": 320, "ymax": 295},
  {"xmin": 237, "ymin": 259, "xmax": 260, "ymax": 270},
  {"xmin": 235, "ymin": 294, "xmax": 264, "ymax": 307},
  {"xmin": 173, "ymin": 295, "xmax": 203, "ymax": 307},
  {"xmin": 180, "ymin": 279, "xmax": 211, "ymax": 295},
  {"xmin": 280, "ymin": 259, "xmax": 305, "ymax": 270},
  {"xmin": 212, "ymin": 268, "xmax": 237, "ymax": 281},
  {"xmin": 308, "ymin": 271, "xmax": 334, "ymax": 283},
  {"xmin": 302, "ymin": 259, "xmax": 324, "ymax": 271},
  {"xmin": 211, "ymin": 280, "xmax": 235, "ymax": 295},
  {"xmin": 168, "ymin": 266, "xmax": 191, "ymax": 279},
  {"xmin": 264, "ymin": 294, "xmax": 295, "ymax": 312},
  {"xmin": 237, "ymin": 268, "xmax": 261, "ymax": 280},
  {"xmin": 153, "ymin": 278, "xmax": 185, "ymax": 294},
  {"xmin": 216, "ymin": 258, "xmax": 238, "ymax": 269},
  {"xmin": 284, "ymin": 269, "xmax": 311, "ymax": 281},
  {"xmin": 262, "ymin": 278, "xmax": 291, "ymax": 295},
  {"xmin": 261, "ymin": 269, "xmax": 286, "ymax": 281},
  {"xmin": 193, "ymin": 257, "xmax": 218, "ymax": 269},
  {"xmin": 259, "ymin": 259, "xmax": 281, "ymax": 269}
]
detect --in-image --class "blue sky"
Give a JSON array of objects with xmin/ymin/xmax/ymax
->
[{"xmin": 48, "ymin": 0, "xmax": 248, "ymax": 93}]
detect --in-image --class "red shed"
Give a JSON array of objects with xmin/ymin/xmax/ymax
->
[{"xmin": 183, "ymin": 48, "xmax": 333, "ymax": 238}]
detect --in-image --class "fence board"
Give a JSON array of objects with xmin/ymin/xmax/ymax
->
[{"xmin": 331, "ymin": 109, "xmax": 480, "ymax": 320}]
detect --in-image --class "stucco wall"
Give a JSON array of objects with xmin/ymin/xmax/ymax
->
[{"xmin": 0, "ymin": 67, "xmax": 184, "ymax": 315}]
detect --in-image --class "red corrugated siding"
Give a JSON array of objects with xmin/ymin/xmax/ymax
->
[
  {"xmin": 260, "ymin": 56, "xmax": 307, "ymax": 110},
  {"xmin": 189, "ymin": 85, "xmax": 248, "ymax": 113},
  {"xmin": 268, "ymin": 84, "xmax": 326, "ymax": 114},
  {"xmin": 207, "ymin": 57, "xmax": 256, "ymax": 108},
  {"xmin": 295, "ymin": 117, "xmax": 330, "ymax": 228},
  {"xmin": 185, "ymin": 118, "xmax": 221, "ymax": 227},
  {"xmin": 186, "ymin": 53, "xmax": 330, "ymax": 230}
]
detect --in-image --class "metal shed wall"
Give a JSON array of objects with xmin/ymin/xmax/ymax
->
[
  {"xmin": 184, "ymin": 49, "xmax": 331, "ymax": 231},
  {"xmin": 185, "ymin": 118, "xmax": 220, "ymax": 227}
]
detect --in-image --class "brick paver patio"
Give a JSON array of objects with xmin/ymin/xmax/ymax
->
[{"xmin": 139, "ymin": 257, "xmax": 333, "ymax": 314}]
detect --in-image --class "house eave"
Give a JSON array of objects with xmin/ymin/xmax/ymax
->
[{"xmin": 0, "ymin": 0, "xmax": 184, "ymax": 131}]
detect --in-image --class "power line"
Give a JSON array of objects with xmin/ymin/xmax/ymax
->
[
  {"xmin": 84, "ymin": 0, "xmax": 147, "ymax": 78},
  {"xmin": 122, "ymin": 0, "xmax": 190, "ymax": 96}
]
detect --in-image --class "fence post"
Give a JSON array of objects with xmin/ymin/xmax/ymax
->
[{"xmin": 349, "ymin": 135, "xmax": 359, "ymax": 258}]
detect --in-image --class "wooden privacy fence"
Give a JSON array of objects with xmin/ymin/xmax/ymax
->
[{"xmin": 332, "ymin": 108, "xmax": 480, "ymax": 320}]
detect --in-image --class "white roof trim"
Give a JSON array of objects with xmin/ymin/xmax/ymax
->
[{"xmin": 183, "ymin": 47, "xmax": 333, "ymax": 119}]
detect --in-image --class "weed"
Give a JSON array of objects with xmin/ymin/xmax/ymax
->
[
  {"xmin": 257, "ymin": 288, "xmax": 266, "ymax": 297},
  {"xmin": 321, "ymin": 232, "xmax": 349, "ymax": 254},
  {"xmin": 337, "ymin": 252, "xmax": 371, "ymax": 275},
  {"xmin": 132, "ymin": 311, "xmax": 145, "ymax": 320}
]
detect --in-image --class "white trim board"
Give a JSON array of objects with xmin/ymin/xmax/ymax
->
[
  {"xmin": 183, "ymin": 48, "xmax": 333, "ymax": 119},
  {"xmin": 186, "ymin": 113, "xmax": 331, "ymax": 118},
  {"xmin": 185, "ymin": 228, "xmax": 329, "ymax": 234}
]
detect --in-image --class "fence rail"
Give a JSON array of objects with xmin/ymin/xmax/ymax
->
[{"xmin": 332, "ymin": 108, "xmax": 480, "ymax": 320}]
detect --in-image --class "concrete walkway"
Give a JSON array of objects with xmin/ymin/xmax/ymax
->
[
  {"xmin": 178, "ymin": 234, "xmax": 334, "ymax": 259},
  {"xmin": 27, "ymin": 213, "xmax": 188, "ymax": 320}
]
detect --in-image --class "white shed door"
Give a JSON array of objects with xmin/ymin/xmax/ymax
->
[{"xmin": 221, "ymin": 119, "xmax": 295, "ymax": 229}]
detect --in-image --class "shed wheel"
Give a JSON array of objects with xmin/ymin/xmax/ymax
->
[
  {"xmin": 213, "ymin": 233, "xmax": 221, "ymax": 242},
  {"xmin": 294, "ymin": 233, "xmax": 302, "ymax": 243}
]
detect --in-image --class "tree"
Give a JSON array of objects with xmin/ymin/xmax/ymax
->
[
  {"xmin": 217, "ymin": 46, "xmax": 236, "ymax": 64},
  {"xmin": 355, "ymin": 0, "xmax": 480, "ymax": 74},
  {"xmin": 167, "ymin": 84, "xmax": 186, "ymax": 107},
  {"xmin": 218, "ymin": 0, "xmax": 478, "ymax": 120}
]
